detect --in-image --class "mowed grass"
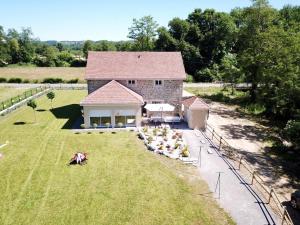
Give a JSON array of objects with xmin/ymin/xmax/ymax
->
[
  {"xmin": 0, "ymin": 87, "xmax": 29, "ymax": 102},
  {"xmin": 0, "ymin": 90, "xmax": 234, "ymax": 225},
  {"xmin": 0, "ymin": 67, "xmax": 85, "ymax": 82}
]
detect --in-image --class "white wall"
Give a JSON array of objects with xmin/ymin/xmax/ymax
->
[{"xmin": 82, "ymin": 104, "xmax": 142, "ymax": 128}]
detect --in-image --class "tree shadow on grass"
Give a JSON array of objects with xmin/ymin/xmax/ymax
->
[
  {"xmin": 36, "ymin": 109, "xmax": 47, "ymax": 112},
  {"xmin": 14, "ymin": 121, "xmax": 26, "ymax": 125},
  {"xmin": 50, "ymin": 104, "xmax": 82, "ymax": 129}
]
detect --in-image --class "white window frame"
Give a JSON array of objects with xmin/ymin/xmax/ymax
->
[
  {"xmin": 127, "ymin": 80, "xmax": 136, "ymax": 85},
  {"xmin": 154, "ymin": 80, "xmax": 163, "ymax": 86}
]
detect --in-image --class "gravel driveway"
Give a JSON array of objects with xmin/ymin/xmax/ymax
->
[{"xmin": 182, "ymin": 128, "xmax": 280, "ymax": 225}]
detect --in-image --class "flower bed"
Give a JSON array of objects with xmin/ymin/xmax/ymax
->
[{"xmin": 138, "ymin": 126, "xmax": 189, "ymax": 160}]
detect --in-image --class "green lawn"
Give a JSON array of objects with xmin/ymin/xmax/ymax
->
[
  {"xmin": 0, "ymin": 90, "xmax": 234, "ymax": 225},
  {"xmin": 0, "ymin": 87, "xmax": 29, "ymax": 102}
]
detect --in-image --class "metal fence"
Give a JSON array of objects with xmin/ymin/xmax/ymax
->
[
  {"xmin": 204, "ymin": 123, "xmax": 294, "ymax": 225},
  {"xmin": 0, "ymin": 86, "xmax": 48, "ymax": 111}
]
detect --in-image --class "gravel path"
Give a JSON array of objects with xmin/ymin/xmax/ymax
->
[{"xmin": 182, "ymin": 129, "xmax": 280, "ymax": 225}]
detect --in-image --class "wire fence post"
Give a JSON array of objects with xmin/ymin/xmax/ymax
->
[
  {"xmin": 198, "ymin": 146, "xmax": 202, "ymax": 167},
  {"xmin": 219, "ymin": 136, "xmax": 222, "ymax": 150},
  {"xmin": 251, "ymin": 171, "xmax": 256, "ymax": 185},
  {"xmin": 267, "ymin": 188, "xmax": 274, "ymax": 204},
  {"xmin": 238, "ymin": 156, "xmax": 243, "ymax": 170},
  {"xmin": 281, "ymin": 206, "xmax": 287, "ymax": 225}
]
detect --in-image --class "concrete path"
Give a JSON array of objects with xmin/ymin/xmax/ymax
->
[{"xmin": 182, "ymin": 129, "xmax": 280, "ymax": 225}]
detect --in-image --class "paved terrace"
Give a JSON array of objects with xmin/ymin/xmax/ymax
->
[{"xmin": 182, "ymin": 128, "xmax": 280, "ymax": 225}]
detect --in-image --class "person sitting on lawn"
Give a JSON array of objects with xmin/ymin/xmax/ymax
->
[
  {"xmin": 69, "ymin": 152, "xmax": 87, "ymax": 165},
  {"xmin": 76, "ymin": 152, "xmax": 84, "ymax": 164}
]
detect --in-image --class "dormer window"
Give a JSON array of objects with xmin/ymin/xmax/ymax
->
[
  {"xmin": 155, "ymin": 80, "xmax": 163, "ymax": 86},
  {"xmin": 128, "ymin": 80, "xmax": 136, "ymax": 85}
]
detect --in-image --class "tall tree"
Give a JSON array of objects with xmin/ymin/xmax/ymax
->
[
  {"xmin": 128, "ymin": 16, "xmax": 158, "ymax": 50},
  {"xmin": 83, "ymin": 40, "xmax": 93, "ymax": 58},
  {"xmin": 0, "ymin": 26, "xmax": 10, "ymax": 65},
  {"xmin": 8, "ymin": 38, "xmax": 20, "ymax": 64},
  {"xmin": 236, "ymin": 0, "xmax": 277, "ymax": 102},
  {"xmin": 27, "ymin": 100, "xmax": 37, "ymax": 123},
  {"xmin": 18, "ymin": 27, "xmax": 35, "ymax": 63},
  {"xmin": 47, "ymin": 91, "xmax": 55, "ymax": 109}
]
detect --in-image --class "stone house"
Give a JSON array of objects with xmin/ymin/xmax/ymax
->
[
  {"xmin": 80, "ymin": 51, "xmax": 186, "ymax": 128},
  {"xmin": 80, "ymin": 51, "xmax": 208, "ymax": 129}
]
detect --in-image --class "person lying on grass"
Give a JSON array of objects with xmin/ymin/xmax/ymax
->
[{"xmin": 69, "ymin": 152, "xmax": 88, "ymax": 165}]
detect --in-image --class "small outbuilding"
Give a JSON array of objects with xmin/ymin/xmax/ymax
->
[{"xmin": 182, "ymin": 96, "xmax": 209, "ymax": 130}]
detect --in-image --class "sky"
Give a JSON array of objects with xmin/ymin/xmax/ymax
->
[{"xmin": 1, "ymin": 0, "xmax": 299, "ymax": 41}]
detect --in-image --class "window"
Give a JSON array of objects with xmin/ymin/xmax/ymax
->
[
  {"xmin": 126, "ymin": 116, "xmax": 136, "ymax": 126},
  {"xmin": 155, "ymin": 80, "xmax": 163, "ymax": 86},
  {"xmin": 100, "ymin": 117, "xmax": 111, "ymax": 127},
  {"xmin": 115, "ymin": 115, "xmax": 136, "ymax": 127},
  {"xmin": 90, "ymin": 117, "xmax": 100, "ymax": 127},
  {"xmin": 115, "ymin": 116, "xmax": 126, "ymax": 127},
  {"xmin": 90, "ymin": 117, "xmax": 111, "ymax": 128},
  {"xmin": 128, "ymin": 80, "xmax": 136, "ymax": 85},
  {"xmin": 152, "ymin": 100, "xmax": 163, "ymax": 104}
]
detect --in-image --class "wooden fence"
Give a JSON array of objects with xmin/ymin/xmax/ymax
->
[{"xmin": 205, "ymin": 123, "xmax": 294, "ymax": 225}]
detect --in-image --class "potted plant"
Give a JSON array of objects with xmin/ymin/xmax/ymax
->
[
  {"xmin": 143, "ymin": 126, "xmax": 148, "ymax": 133},
  {"xmin": 153, "ymin": 128, "xmax": 158, "ymax": 136},
  {"xmin": 162, "ymin": 127, "xmax": 168, "ymax": 137},
  {"xmin": 174, "ymin": 142, "xmax": 180, "ymax": 149},
  {"xmin": 92, "ymin": 123, "xmax": 98, "ymax": 129},
  {"xmin": 80, "ymin": 124, "xmax": 85, "ymax": 129},
  {"xmin": 117, "ymin": 122, "xmax": 124, "ymax": 128},
  {"xmin": 147, "ymin": 136, "xmax": 153, "ymax": 144},
  {"xmin": 105, "ymin": 122, "xmax": 110, "ymax": 128},
  {"xmin": 182, "ymin": 146, "xmax": 189, "ymax": 157}
]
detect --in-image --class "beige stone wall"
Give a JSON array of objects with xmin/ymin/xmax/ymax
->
[
  {"xmin": 87, "ymin": 79, "xmax": 183, "ymax": 113},
  {"xmin": 82, "ymin": 104, "xmax": 142, "ymax": 128}
]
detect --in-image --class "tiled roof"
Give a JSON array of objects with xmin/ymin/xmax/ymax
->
[
  {"xmin": 80, "ymin": 80, "xmax": 144, "ymax": 105},
  {"xmin": 85, "ymin": 51, "xmax": 186, "ymax": 80},
  {"xmin": 183, "ymin": 96, "xmax": 209, "ymax": 110}
]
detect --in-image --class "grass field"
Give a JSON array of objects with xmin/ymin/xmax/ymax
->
[
  {"xmin": 0, "ymin": 67, "xmax": 85, "ymax": 82},
  {"xmin": 0, "ymin": 87, "xmax": 29, "ymax": 102},
  {"xmin": 0, "ymin": 90, "xmax": 234, "ymax": 225}
]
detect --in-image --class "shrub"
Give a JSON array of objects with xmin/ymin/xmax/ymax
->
[
  {"xmin": 283, "ymin": 120, "xmax": 300, "ymax": 149},
  {"xmin": 147, "ymin": 136, "xmax": 153, "ymax": 143},
  {"xmin": 105, "ymin": 122, "xmax": 111, "ymax": 128},
  {"xmin": 0, "ymin": 78, "xmax": 7, "ymax": 83},
  {"xmin": 8, "ymin": 77, "xmax": 22, "ymax": 83},
  {"xmin": 153, "ymin": 128, "xmax": 158, "ymax": 136},
  {"xmin": 80, "ymin": 124, "xmax": 85, "ymax": 129},
  {"xmin": 66, "ymin": 78, "xmax": 79, "ymax": 83},
  {"xmin": 162, "ymin": 127, "xmax": 168, "ymax": 137},
  {"xmin": 182, "ymin": 146, "xmax": 189, "ymax": 157},
  {"xmin": 185, "ymin": 74, "xmax": 194, "ymax": 83},
  {"xmin": 92, "ymin": 123, "xmax": 98, "ymax": 128},
  {"xmin": 23, "ymin": 79, "xmax": 30, "ymax": 83},
  {"xmin": 70, "ymin": 59, "xmax": 87, "ymax": 67},
  {"xmin": 42, "ymin": 78, "xmax": 64, "ymax": 83}
]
